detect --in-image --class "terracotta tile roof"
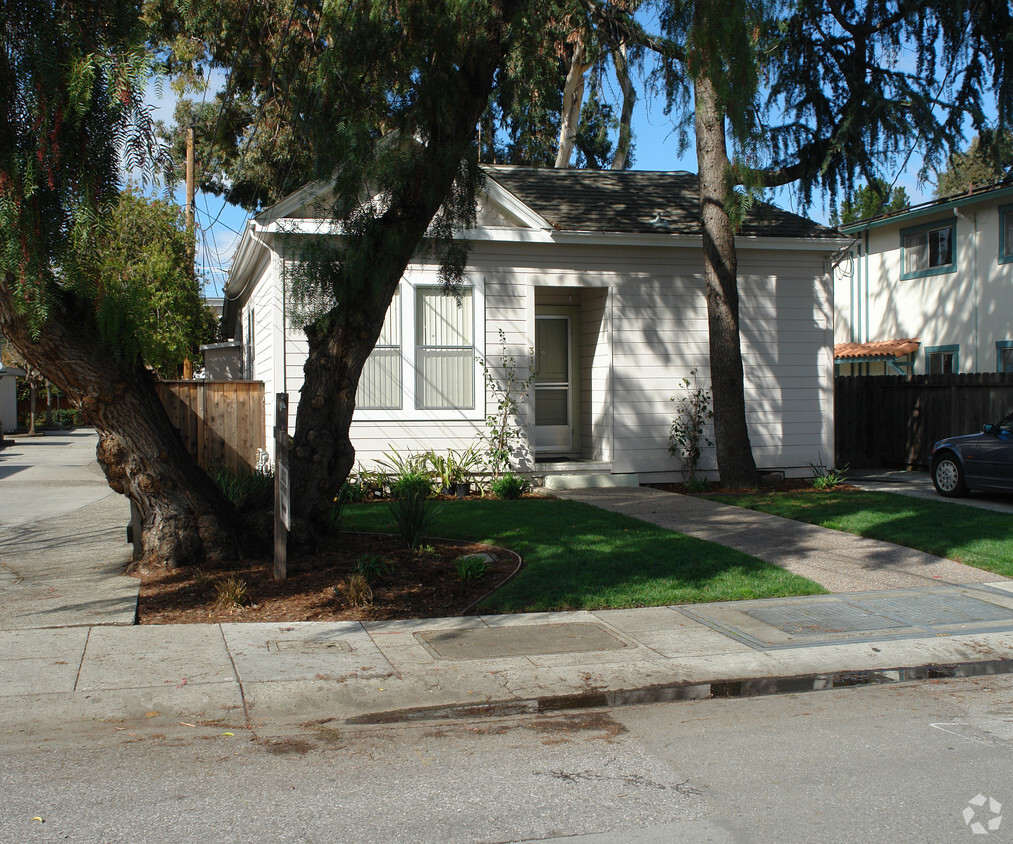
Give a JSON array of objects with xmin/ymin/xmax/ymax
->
[
  {"xmin": 482, "ymin": 166, "xmax": 843, "ymax": 239},
  {"xmin": 834, "ymin": 339, "xmax": 921, "ymax": 360}
]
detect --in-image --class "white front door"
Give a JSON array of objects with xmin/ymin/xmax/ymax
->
[{"xmin": 534, "ymin": 315, "xmax": 572, "ymax": 452}]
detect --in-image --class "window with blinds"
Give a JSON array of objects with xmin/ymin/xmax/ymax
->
[
  {"xmin": 415, "ymin": 287, "xmax": 475, "ymax": 409},
  {"xmin": 355, "ymin": 288, "xmax": 401, "ymax": 409}
]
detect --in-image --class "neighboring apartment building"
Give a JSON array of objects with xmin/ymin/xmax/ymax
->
[{"xmin": 834, "ymin": 179, "xmax": 1013, "ymax": 376}]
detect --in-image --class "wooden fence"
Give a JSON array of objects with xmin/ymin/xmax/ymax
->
[
  {"xmin": 835, "ymin": 373, "xmax": 1013, "ymax": 469},
  {"xmin": 156, "ymin": 380, "xmax": 265, "ymax": 474}
]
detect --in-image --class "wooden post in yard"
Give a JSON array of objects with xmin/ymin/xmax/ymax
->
[{"xmin": 274, "ymin": 393, "xmax": 290, "ymax": 580}]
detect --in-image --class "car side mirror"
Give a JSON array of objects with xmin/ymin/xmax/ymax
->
[{"xmin": 983, "ymin": 423, "xmax": 997, "ymax": 435}]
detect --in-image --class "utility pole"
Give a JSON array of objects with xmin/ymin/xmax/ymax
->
[
  {"xmin": 185, "ymin": 125, "xmax": 195, "ymax": 237},
  {"xmin": 183, "ymin": 125, "xmax": 196, "ymax": 381}
]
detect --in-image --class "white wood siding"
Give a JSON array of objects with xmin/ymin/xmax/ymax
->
[{"xmin": 243, "ymin": 233, "xmax": 834, "ymax": 479}]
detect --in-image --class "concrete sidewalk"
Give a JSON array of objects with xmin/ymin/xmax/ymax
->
[
  {"xmin": 0, "ymin": 431, "xmax": 136, "ymax": 630},
  {"xmin": 3, "ymin": 433, "xmax": 1013, "ymax": 743}
]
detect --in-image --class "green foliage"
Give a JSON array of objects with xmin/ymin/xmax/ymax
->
[
  {"xmin": 388, "ymin": 470, "xmax": 440, "ymax": 550},
  {"xmin": 491, "ymin": 473, "xmax": 529, "ymax": 500},
  {"xmin": 809, "ymin": 457, "xmax": 848, "ymax": 491},
  {"xmin": 90, "ymin": 189, "xmax": 210, "ymax": 375},
  {"xmin": 685, "ymin": 476, "xmax": 710, "ymax": 493},
  {"xmin": 935, "ymin": 130, "xmax": 1013, "ymax": 197},
  {"xmin": 0, "ymin": 0, "xmax": 161, "ymax": 338},
  {"xmin": 208, "ymin": 462, "xmax": 274, "ymax": 506},
  {"xmin": 481, "ymin": 330, "xmax": 536, "ymax": 479},
  {"xmin": 668, "ymin": 370, "xmax": 714, "ymax": 481},
  {"xmin": 456, "ymin": 555, "xmax": 488, "ymax": 581},
  {"xmin": 354, "ymin": 553, "xmax": 392, "ymax": 579},
  {"xmin": 829, "ymin": 179, "xmax": 910, "ymax": 227},
  {"xmin": 426, "ymin": 445, "xmax": 482, "ymax": 490},
  {"xmin": 338, "ymin": 479, "xmax": 369, "ymax": 504}
]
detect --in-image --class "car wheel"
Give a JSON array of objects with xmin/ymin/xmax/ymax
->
[{"xmin": 932, "ymin": 452, "xmax": 968, "ymax": 497}]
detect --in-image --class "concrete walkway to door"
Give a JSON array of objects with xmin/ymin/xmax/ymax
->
[{"xmin": 550, "ymin": 486, "xmax": 1006, "ymax": 594}]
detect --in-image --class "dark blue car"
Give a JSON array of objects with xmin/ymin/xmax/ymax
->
[{"xmin": 930, "ymin": 412, "xmax": 1013, "ymax": 497}]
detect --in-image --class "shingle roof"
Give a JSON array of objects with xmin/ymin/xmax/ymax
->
[
  {"xmin": 482, "ymin": 166, "xmax": 841, "ymax": 239},
  {"xmin": 834, "ymin": 339, "xmax": 921, "ymax": 360}
]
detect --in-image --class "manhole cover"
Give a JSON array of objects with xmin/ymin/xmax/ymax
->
[
  {"xmin": 418, "ymin": 622, "xmax": 629, "ymax": 660},
  {"xmin": 858, "ymin": 593, "xmax": 1013, "ymax": 626},
  {"xmin": 742, "ymin": 603, "xmax": 907, "ymax": 634},
  {"xmin": 267, "ymin": 640, "xmax": 352, "ymax": 654}
]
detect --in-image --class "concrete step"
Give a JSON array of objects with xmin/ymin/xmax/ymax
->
[{"xmin": 542, "ymin": 473, "xmax": 640, "ymax": 490}]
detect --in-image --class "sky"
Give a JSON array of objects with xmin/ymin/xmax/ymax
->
[{"xmin": 144, "ymin": 52, "xmax": 959, "ymax": 300}]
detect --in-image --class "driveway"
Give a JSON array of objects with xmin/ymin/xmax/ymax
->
[
  {"xmin": 847, "ymin": 468, "xmax": 1013, "ymax": 514},
  {"xmin": 0, "ymin": 430, "xmax": 137, "ymax": 629}
]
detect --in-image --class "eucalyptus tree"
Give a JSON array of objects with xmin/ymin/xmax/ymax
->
[
  {"xmin": 609, "ymin": 0, "xmax": 1013, "ymax": 486},
  {"xmin": 0, "ymin": 0, "xmax": 244, "ymax": 567}
]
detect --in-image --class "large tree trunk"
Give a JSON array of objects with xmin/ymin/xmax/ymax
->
[
  {"xmin": 289, "ymin": 0, "xmax": 524, "ymax": 528},
  {"xmin": 610, "ymin": 42, "xmax": 636, "ymax": 171},
  {"xmin": 0, "ymin": 283, "xmax": 243, "ymax": 569},
  {"xmin": 693, "ymin": 76, "xmax": 759, "ymax": 487},
  {"xmin": 554, "ymin": 36, "xmax": 594, "ymax": 168}
]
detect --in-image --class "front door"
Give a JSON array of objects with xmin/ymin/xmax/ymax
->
[{"xmin": 534, "ymin": 315, "xmax": 572, "ymax": 453}]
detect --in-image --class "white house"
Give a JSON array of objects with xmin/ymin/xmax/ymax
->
[
  {"xmin": 222, "ymin": 166, "xmax": 846, "ymax": 484},
  {"xmin": 834, "ymin": 179, "xmax": 1013, "ymax": 375}
]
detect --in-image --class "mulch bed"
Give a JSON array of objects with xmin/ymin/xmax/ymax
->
[{"xmin": 137, "ymin": 532, "xmax": 520, "ymax": 625}]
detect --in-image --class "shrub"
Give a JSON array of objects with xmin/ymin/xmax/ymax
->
[
  {"xmin": 456, "ymin": 555, "xmax": 488, "ymax": 581},
  {"xmin": 388, "ymin": 470, "xmax": 440, "ymax": 549},
  {"xmin": 810, "ymin": 456, "xmax": 849, "ymax": 491},
  {"xmin": 338, "ymin": 573, "xmax": 373, "ymax": 607},
  {"xmin": 354, "ymin": 553, "xmax": 391, "ymax": 579},
  {"xmin": 208, "ymin": 462, "xmax": 274, "ymax": 506},
  {"xmin": 669, "ymin": 370, "xmax": 714, "ymax": 481},
  {"xmin": 214, "ymin": 576, "xmax": 250, "ymax": 610},
  {"xmin": 492, "ymin": 472, "xmax": 529, "ymax": 500}
]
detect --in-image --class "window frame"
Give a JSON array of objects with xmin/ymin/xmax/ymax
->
[
  {"xmin": 997, "ymin": 341, "xmax": 1013, "ymax": 373},
  {"xmin": 900, "ymin": 218, "xmax": 957, "ymax": 280},
  {"xmin": 925, "ymin": 344, "xmax": 959, "ymax": 375},
  {"xmin": 414, "ymin": 285, "xmax": 477, "ymax": 411},
  {"xmin": 353, "ymin": 275, "xmax": 485, "ymax": 422},
  {"xmin": 1000, "ymin": 204, "xmax": 1013, "ymax": 265},
  {"xmin": 355, "ymin": 287, "xmax": 402, "ymax": 410}
]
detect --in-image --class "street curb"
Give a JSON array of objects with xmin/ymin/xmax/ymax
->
[{"xmin": 342, "ymin": 657, "xmax": 1013, "ymax": 726}]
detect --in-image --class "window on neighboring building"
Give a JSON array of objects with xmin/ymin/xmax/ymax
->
[
  {"xmin": 926, "ymin": 344, "xmax": 959, "ymax": 375},
  {"xmin": 1000, "ymin": 205, "xmax": 1013, "ymax": 264},
  {"xmin": 415, "ymin": 287, "xmax": 475, "ymax": 409},
  {"xmin": 998, "ymin": 341, "xmax": 1013, "ymax": 373},
  {"xmin": 355, "ymin": 288, "xmax": 401, "ymax": 409},
  {"xmin": 901, "ymin": 219, "xmax": 956, "ymax": 278}
]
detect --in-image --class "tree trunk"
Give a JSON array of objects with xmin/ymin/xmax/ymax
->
[
  {"xmin": 289, "ymin": 0, "xmax": 524, "ymax": 529},
  {"xmin": 0, "ymin": 282, "xmax": 244, "ymax": 569},
  {"xmin": 693, "ymin": 76, "xmax": 759, "ymax": 487},
  {"xmin": 610, "ymin": 42, "xmax": 636, "ymax": 171},
  {"xmin": 555, "ymin": 37, "xmax": 593, "ymax": 168},
  {"xmin": 28, "ymin": 375, "xmax": 36, "ymax": 435}
]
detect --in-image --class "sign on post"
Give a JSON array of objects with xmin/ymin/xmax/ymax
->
[{"xmin": 274, "ymin": 393, "xmax": 289, "ymax": 581}]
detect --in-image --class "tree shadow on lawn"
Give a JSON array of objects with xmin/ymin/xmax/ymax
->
[
  {"xmin": 343, "ymin": 498, "xmax": 827, "ymax": 613},
  {"xmin": 712, "ymin": 491, "xmax": 1013, "ymax": 578}
]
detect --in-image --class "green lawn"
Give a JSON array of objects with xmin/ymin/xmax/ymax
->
[
  {"xmin": 343, "ymin": 498, "xmax": 826, "ymax": 612},
  {"xmin": 711, "ymin": 490, "xmax": 1013, "ymax": 578}
]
